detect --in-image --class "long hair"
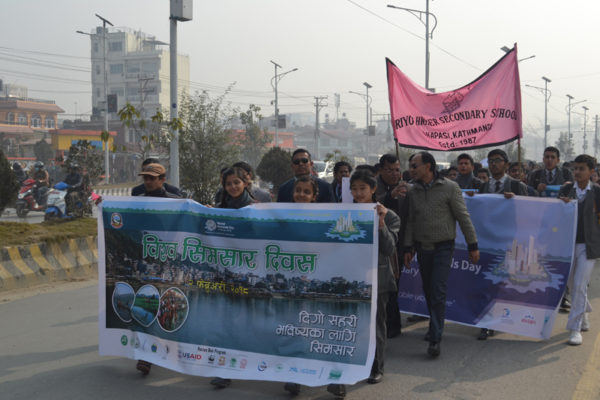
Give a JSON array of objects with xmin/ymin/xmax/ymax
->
[{"xmin": 350, "ymin": 169, "xmax": 377, "ymax": 202}]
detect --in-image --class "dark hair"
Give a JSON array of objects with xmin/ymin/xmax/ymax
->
[
  {"xmin": 487, "ymin": 149, "xmax": 509, "ymax": 163},
  {"xmin": 408, "ymin": 153, "xmax": 416, "ymax": 162},
  {"xmin": 333, "ymin": 161, "xmax": 352, "ymax": 174},
  {"xmin": 293, "ymin": 175, "xmax": 318, "ymax": 200},
  {"xmin": 417, "ymin": 151, "xmax": 437, "ymax": 172},
  {"xmin": 373, "ymin": 163, "xmax": 381, "ymax": 174},
  {"xmin": 457, "ymin": 153, "xmax": 474, "ymax": 165},
  {"xmin": 508, "ymin": 162, "xmax": 522, "ymax": 170},
  {"xmin": 574, "ymin": 154, "xmax": 595, "ymax": 170},
  {"xmin": 477, "ymin": 167, "xmax": 490, "ymax": 177},
  {"xmin": 220, "ymin": 166, "xmax": 229, "ymax": 175},
  {"xmin": 142, "ymin": 158, "xmax": 160, "ymax": 167},
  {"xmin": 448, "ymin": 166, "xmax": 458, "ymax": 173},
  {"xmin": 292, "ymin": 148, "xmax": 311, "ymax": 159},
  {"xmin": 355, "ymin": 164, "xmax": 377, "ymax": 174},
  {"xmin": 350, "ymin": 169, "xmax": 377, "ymax": 202},
  {"xmin": 473, "ymin": 162, "xmax": 482, "ymax": 173},
  {"xmin": 221, "ymin": 167, "xmax": 250, "ymax": 192},
  {"xmin": 233, "ymin": 161, "xmax": 253, "ymax": 176},
  {"xmin": 544, "ymin": 146, "xmax": 560, "ymax": 159},
  {"xmin": 379, "ymin": 154, "xmax": 398, "ymax": 166}
]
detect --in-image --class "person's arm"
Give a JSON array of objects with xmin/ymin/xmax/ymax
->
[
  {"xmin": 377, "ymin": 204, "xmax": 399, "ymax": 258},
  {"xmin": 449, "ymin": 184, "xmax": 478, "ymax": 251}
]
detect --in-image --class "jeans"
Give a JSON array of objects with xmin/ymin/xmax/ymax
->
[{"xmin": 416, "ymin": 241, "xmax": 454, "ymax": 344}]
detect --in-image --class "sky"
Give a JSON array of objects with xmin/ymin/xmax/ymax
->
[{"xmin": 3, "ymin": 0, "xmax": 600, "ymax": 158}]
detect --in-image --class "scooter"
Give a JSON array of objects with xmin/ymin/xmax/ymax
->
[
  {"xmin": 16, "ymin": 178, "xmax": 48, "ymax": 218},
  {"xmin": 45, "ymin": 182, "xmax": 96, "ymax": 221}
]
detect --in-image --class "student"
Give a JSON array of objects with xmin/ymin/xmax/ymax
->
[
  {"xmin": 477, "ymin": 168, "xmax": 490, "ymax": 184},
  {"xmin": 215, "ymin": 167, "xmax": 255, "ymax": 209},
  {"xmin": 558, "ymin": 154, "xmax": 600, "ymax": 345},
  {"xmin": 479, "ymin": 149, "xmax": 528, "ymax": 197},
  {"xmin": 456, "ymin": 153, "xmax": 482, "ymax": 190},
  {"xmin": 528, "ymin": 146, "xmax": 574, "ymax": 195},
  {"xmin": 293, "ymin": 174, "xmax": 318, "ymax": 203},
  {"xmin": 331, "ymin": 161, "xmax": 352, "ymax": 203}
]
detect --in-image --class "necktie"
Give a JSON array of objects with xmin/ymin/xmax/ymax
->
[
  {"xmin": 494, "ymin": 180, "xmax": 501, "ymax": 193},
  {"xmin": 548, "ymin": 170, "xmax": 554, "ymax": 183}
]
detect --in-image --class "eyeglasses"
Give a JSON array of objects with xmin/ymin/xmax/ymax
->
[
  {"xmin": 488, "ymin": 158, "xmax": 505, "ymax": 165},
  {"xmin": 293, "ymin": 158, "xmax": 310, "ymax": 165},
  {"xmin": 409, "ymin": 163, "xmax": 420, "ymax": 169}
]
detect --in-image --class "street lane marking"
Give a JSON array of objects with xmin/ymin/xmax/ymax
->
[{"xmin": 572, "ymin": 330, "xmax": 600, "ymax": 399}]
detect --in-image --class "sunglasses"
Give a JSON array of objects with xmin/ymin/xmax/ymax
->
[{"xmin": 293, "ymin": 158, "xmax": 310, "ymax": 165}]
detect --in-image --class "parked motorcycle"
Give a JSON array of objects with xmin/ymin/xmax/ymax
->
[{"xmin": 16, "ymin": 178, "xmax": 48, "ymax": 218}]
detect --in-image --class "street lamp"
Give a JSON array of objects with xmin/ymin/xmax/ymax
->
[
  {"xmin": 270, "ymin": 60, "xmax": 298, "ymax": 146},
  {"xmin": 501, "ymin": 45, "xmax": 535, "ymax": 62},
  {"xmin": 388, "ymin": 2, "xmax": 437, "ymax": 90},
  {"xmin": 349, "ymin": 82, "xmax": 372, "ymax": 161},
  {"xmin": 525, "ymin": 76, "xmax": 552, "ymax": 149},
  {"xmin": 566, "ymin": 95, "xmax": 586, "ymax": 151},
  {"xmin": 583, "ymin": 106, "xmax": 589, "ymax": 153}
]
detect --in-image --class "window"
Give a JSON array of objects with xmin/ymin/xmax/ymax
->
[
  {"xmin": 127, "ymin": 63, "xmax": 140, "ymax": 74},
  {"xmin": 110, "ymin": 64, "xmax": 123, "ymax": 74},
  {"xmin": 142, "ymin": 62, "xmax": 157, "ymax": 73},
  {"xmin": 6, "ymin": 112, "xmax": 14, "ymax": 124},
  {"xmin": 95, "ymin": 64, "xmax": 101, "ymax": 75},
  {"xmin": 96, "ymin": 88, "xmax": 101, "ymax": 98},
  {"xmin": 45, "ymin": 118, "xmax": 55, "ymax": 129},
  {"xmin": 110, "ymin": 87, "xmax": 124, "ymax": 96},
  {"xmin": 109, "ymin": 41, "xmax": 122, "ymax": 52},
  {"xmin": 127, "ymin": 87, "xmax": 139, "ymax": 101},
  {"xmin": 18, "ymin": 113, "xmax": 27, "ymax": 125},
  {"xmin": 93, "ymin": 42, "xmax": 99, "ymax": 53},
  {"xmin": 31, "ymin": 114, "xmax": 41, "ymax": 128}
]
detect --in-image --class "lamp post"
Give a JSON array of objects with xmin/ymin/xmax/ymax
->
[
  {"xmin": 566, "ymin": 95, "xmax": 586, "ymax": 152},
  {"xmin": 501, "ymin": 45, "xmax": 536, "ymax": 62},
  {"xmin": 388, "ymin": 2, "xmax": 437, "ymax": 90},
  {"xmin": 270, "ymin": 60, "xmax": 298, "ymax": 146},
  {"xmin": 350, "ymin": 82, "xmax": 372, "ymax": 161},
  {"xmin": 583, "ymin": 106, "xmax": 589, "ymax": 153},
  {"xmin": 525, "ymin": 76, "xmax": 552, "ymax": 149}
]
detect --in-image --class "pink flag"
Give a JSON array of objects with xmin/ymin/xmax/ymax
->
[{"xmin": 387, "ymin": 45, "xmax": 522, "ymax": 151}]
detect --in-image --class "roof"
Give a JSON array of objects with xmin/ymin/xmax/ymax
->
[
  {"xmin": 50, "ymin": 129, "xmax": 117, "ymax": 137},
  {"xmin": 0, "ymin": 124, "xmax": 35, "ymax": 134},
  {"xmin": 0, "ymin": 99, "xmax": 64, "ymax": 113}
]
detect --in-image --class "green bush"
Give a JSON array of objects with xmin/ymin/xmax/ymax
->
[{"xmin": 0, "ymin": 149, "xmax": 20, "ymax": 214}]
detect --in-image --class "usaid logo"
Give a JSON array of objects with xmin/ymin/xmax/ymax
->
[{"xmin": 178, "ymin": 351, "xmax": 202, "ymax": 361}]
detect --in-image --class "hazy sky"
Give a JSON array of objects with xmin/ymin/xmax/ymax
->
[{"xmin": 3, "ymin": 0, "xmax": 600, "ymax": 157}]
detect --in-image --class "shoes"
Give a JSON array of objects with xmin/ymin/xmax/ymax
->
[
  {"xmin": 136, "ymin": 360, "xmax": 152, "ymax": 375},
  {"xmin": 407, "ymin": 315, "xmax": 429, "ymax": 322},
  {"xmin": 210, "ymin": 377, "xmax": 232, "ymax": 388},
  {"xmin": 387, "ymin": 327, "xmax": 401, "ymax": 338},
  {"xmin": 478, "ymin": 328, "xmax": 494, "ymax": 340},
  {"xmin": 427, "ymin": 342, "xmax": 441, "ymax": 357},
  {"xmin": 367, "ymin": 372, "xmax": 383, "ymax": 384},
  {"xmin": 582, "ymin": 313, "xmax": 590, "ymax": 332},
  {"xmin": 424, "ymin": 332, "xmax": 432, "ymax": 342},
  {"xmin": 326, "ymin": 383, "xmax": 347, "ymax": 398},
  {"xmin": 284, "ymin": 382, "xmax": 301, "ymax": 395},
  {"xmin": 568, "ymin": 331, "xmax": 583, "ymax": 346},
  {"xmin": 560, "ymin": 297, "xmax": 572, "ymax": 313}
]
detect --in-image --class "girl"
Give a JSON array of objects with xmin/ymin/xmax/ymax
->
[
  {"xmin": 293, "ymin": 174, "xmax": 318, "ymax": 203},
  {"xmin": 216, "ymin": 167, "xmax": 255, "ymax": 209}
]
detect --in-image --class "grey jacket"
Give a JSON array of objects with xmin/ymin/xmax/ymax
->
[
  {"xmin": 559, "ymin": 182, "xmax": 600, "ymax": 259},
  {"xmin": 378, "ymin": 209, "xmax": 401, "ymax": 293},
  {"xmin": 404, "ymin": 176, "xmax": 478, "ymax": 250},
  {"xmin": 479, "ymin": 175, "xmax": 528, "ymax": 196}
]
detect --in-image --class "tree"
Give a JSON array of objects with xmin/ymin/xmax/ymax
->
[
  {"xmin": 0, "ymin": 148, "xmax": 19, "ymax": 214},
  {"xmin": 324, "ymin": 150, "xmax": 351, "ymax": 163},
  {"xmin": 178, "ymin": 91, "xmax": 241, "ymax": 204},
  {"xmin": 238, "ymin": 104, "xmax": 270, "ymax": 168},
  {"xmin": 504, "ymin": 141, "xmax": 526, "ymax": 163},
  {"xmin": 65, "ymin": 140, "xmax": 104, "ymax": 185},
  {"xmin": 33, "ymin": 139, "xmax": 54, "ymax": 163},
  {"xmin": 257, "ymin": 147, "xmax": 293, "ymax": 194},
  {"xmin": 555, "ymin": 132, "xmax": 575, "ymax": 161},
  {"xmin": 118, "ymin": 102, "xmax": 171, "ymax": 159}
]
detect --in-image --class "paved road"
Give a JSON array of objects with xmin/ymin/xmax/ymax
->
[
  {"xmin": 0, "ymin": 207, "xmax": 98, "ymax": 224},
  {"xmin": 2, "ymin": 272, "xmax": 600, "ymax": 400}
]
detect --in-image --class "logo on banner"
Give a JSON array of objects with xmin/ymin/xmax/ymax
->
[
  {"xmin": 111, "ymin": 213, "xmax": 123, "ymax": 229},
  {"xmin": 120, "ymin": 335, "xmax": 128, "ymax": 346},
  {"xmin": 151, "ymin": 343, "xmax": 158, "ymax": 353},
  {"xmin": 208, "ymin": 354, "xmax": 215, "ymax": 364},
  {"xmin": 205, "ymin": 219, "xmax": 217, "ymax": 232},
  {"xmin": 442, "ymin": 91, "xmax": 465, "ymax": 114},
  {"xmin": 178, "ymin": 351, "xmax": 202, "ymax": 361},
  {"xmin": 229, "ymin": 358, "xmax": 237, "ymax": 368},
  {"xmin": 328, "ymin": 369, "xmax": 343, "ymax": 380},
  {"xmin": 275, "ymin": 363, "xmax": 284, "ymax": 373},
  {"xmin": 240, "ymin": 359, "xmax": 247, "ymax": 369},
  {"xmin": 325, "ymin": 212, "xmax": 366, "ymax": 242},
  {"xmin": 258, "ymin": 361, "xmax": 267, "ymax": 371},
  {"xmin": 218, "ymin": 356, "xmax": 226, "ymax": 366}
]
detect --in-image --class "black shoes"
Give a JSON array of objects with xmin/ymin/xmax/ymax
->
[
  {"xmin": 210, "ymin": 377, "xmax": 231, "ymax": 388},
  {"xmin": 478, "ymin": 328, "xmax": 494, "ymax": 340},
  {"xmin": 136, "ymin": 360, "xmax": 151, "ymax": 375},
  {"xmin": 367, "ymin": 372, "xmax": 383, "ymax": 384},
  {"xmin": 560, "ymin": 297, "xmax": 571, "ymax": 313},
  {"xmin": 327, "ymin": 383, "xmax": 347, "ymax": 398},
  {"xmin": 387, "ymin": 327, "xmax": 401, "ymax": 338},
  {"xmin": 284, "ymin": 382, "xmax": 301, "ymax": 395},
  {"xmin": 427, "ymin": 342, "xmax": 441, "ymax": 357},
  {"xmin": 407, "ymin": 315, "xmax": 429, "ymax": 322}
]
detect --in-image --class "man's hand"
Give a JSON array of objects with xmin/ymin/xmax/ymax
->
[
  {"xmin": 391, "ymin": 181, "xmax": 408, "ymax": 199},
  {"xmin": 469, "ymin": 250, "xmax": 480, "ymax": 264},
  {"xmin": 465, "ymin": 190, "xmax": 476, "ymax": 197},
  {"xmin": 504, "ymin": 192, "xmax": 515, "ymax": 199},
  {"xmin": 536, "ymin": 183, "xmax": 547, "ymax": 193},
  {"xmin": 559, "ymin": 196, "xmax": 571, "ymax": 203},
  {"xmin": 375, "ymin": 203, "xmax": 388, "ymax": 228},
  {"xmin": 404, "ymin": 251, "xmax": 414, "ymax": 267}
]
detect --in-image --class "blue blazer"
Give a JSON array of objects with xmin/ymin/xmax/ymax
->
[{"xmin": 277, "ymin": 177, "xmax": 334, "ymax": 203}]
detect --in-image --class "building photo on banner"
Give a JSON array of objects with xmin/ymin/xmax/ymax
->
[{"xmin": 98, "ymin": 198, "xmax": 379, "ymax": 385}]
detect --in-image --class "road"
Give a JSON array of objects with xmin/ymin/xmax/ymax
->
[
  {"xmin": 1, "ymin": 272, "xmax": 600, "ymax": 400},
  {"xmin": 1, "ymin": 207, "xmax": 98, "ymax": 224}
]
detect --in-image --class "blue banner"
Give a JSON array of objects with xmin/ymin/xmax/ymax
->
[
  {"xmin": 98, "ymin": 198, "xmax": 378, "ymax": 385},
  {"xmin": 398, "ymin": 194, "xmax": 577, "ymax": 339}
]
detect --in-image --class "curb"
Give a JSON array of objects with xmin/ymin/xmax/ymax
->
[{"xmin": 0, "ymin": 236, "xmax": 98, "ymax": 292}]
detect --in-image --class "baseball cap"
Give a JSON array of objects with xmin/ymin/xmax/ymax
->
[{"xmin": 138, "ymin": 163, "xmax": 166, "ymax": 177}]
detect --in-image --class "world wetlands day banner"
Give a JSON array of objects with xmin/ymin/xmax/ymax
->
[
  {"xmin": 97, "ymin": 198, "xmax": 379, "ymax": 385},
  {"xmin": 399, "ymin": 195, "xmax": 577, "ymax": 339}
]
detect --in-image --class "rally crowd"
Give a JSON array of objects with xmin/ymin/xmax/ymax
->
[{"xmin": 127, "ymin": 145, "xmax": 600, "ymax": 398}]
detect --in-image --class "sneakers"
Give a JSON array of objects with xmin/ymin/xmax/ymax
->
[
  {"xmin": 427, "ymin": 342, "xmax": 441, "ymax": 357},
  {"xmin": 136, "ymin": 360, "xmax": 152, "ymax": 375},
  {"xmin": 582, "ymin": 313, "xmax": 590, "ymax": 332},
  {"xmin": 326, "ymin": 384, "xmax": 347, "ymax": 398},
  {"xmin": 210, "ymin": 377, "xmax": 231, "ymax": 388},
  {"xmin": 568, "ymin": 331, "xmax": 583, "ymax": 346},
  {"xmin": 284, "ymin": 382, "xmax": 301, "ymax": 396},
  {"xmin": 477, "ymin": 328, "xmax": 495, "ymax": 340}
]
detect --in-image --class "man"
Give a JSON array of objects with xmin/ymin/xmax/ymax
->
[
  {"xmin": 528, "ymin": 146, "xmax": 574, "ymax": 196},
  {"xmin": 446, "ymin": 166, "xmax": 458, "ymax": 181},
  {"xmin": 13, "ymin": 162, "xmax": 27, "ymax": 184},
  {"xmin": 131, "ymin": 158, "xmax": 182, "ymax": 197},
  {"xmin": 477, "ymin": 168, "xmax": 490, "ymax": 183},
  {"xmin": 331, "ymin": 161, "xmax": 352, "ymax": 203},
  {"xmin": 456, "ymin": 153, "xmax": 482, "ymax": 190},
  {"xmin": 134, "ymin": 162, "xmax": 181, "ymax": 375},
  {"xmin": 64, "ymin": 163, "xmax": 85, "ymax": 213},
  {"xmin": 479, "ymin": 149, "xmax": 528, "ymax": 197},
  {"xmin": 277, "ymin": 149, "xmax": 333, "ymax": 203},
  {"xmin": 233, "ymin": 161, "xmax": 271, "ymax": 202},
  {"xmin": 508, "ymin": 162, "xmax": 538, "ymax": 197},
  {"xmin": 558, "ymin": 154, "xmax": 600, "ymax": 345},
  {"xmin": 32, "ymin": 161, "xmax": 50, "ymax": 205},
  {"xmin": 403, "ymin": 151, "xmax": 480, "ymax": 357}
]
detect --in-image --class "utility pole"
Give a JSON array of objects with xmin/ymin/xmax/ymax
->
[
  {"xmin": 567, "ymin": 94, "xmax": 573, "ymax": 151},
  {"xmin": 95, "ymin": 14, "xmax": 113, "ymax": 184},
  {"xmin": 138, "ymin": 76, "xmax": 153, "ymax": 157},
  {"xmin": 583, "ymin": 106, "xmax": 589, "ymax": 153},
  {"xmin": 595, "ymin": 115, "xmax": 599, "ymax": 158},
  {"xmin": 270, "ymin": 61, "xmax": 298, "ymax": 147},
  {"xmin": 313, "ymin": 96, "xmax": 327, "ymax": 160},
  {"xmin": 542, "ymin": 76, "xmax": 551, "ymax": 149},
  {"xmin": 364, "ymin": 82, "xmax": 372, "ymax": 162}
]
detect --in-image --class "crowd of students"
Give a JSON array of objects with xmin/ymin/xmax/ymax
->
[{"xmin": 130, "ymin": 146, "xmax": 600, "ymax": 398}]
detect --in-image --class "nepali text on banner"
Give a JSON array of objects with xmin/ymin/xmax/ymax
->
[
  {"xmin": 97, "ymin": 198, "xmax": 378, "ymax": 385},
  {"xmin": 386, "ymin": 45, "xmax": 522, "ymax": 151},
  {"xmin": 398, "ymin": 195, "xmax": 576, "ymax": 340}
]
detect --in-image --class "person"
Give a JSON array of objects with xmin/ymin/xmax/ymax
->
[
  {"xmin": 131, "ymin": 158, "xmax": 182, "ymax": 197},
  {"xmin": 403, "ymin": 151, "xmax": 479, "ymax": 357},
  {"xmin": 134, "ymin": 162, "xmax": 182, "ymax": 375},
  {"xmin": 528, "ymin": 146, "xmax": 574, "ymax": 196},
  {"xmin": 446, "ymin": 166, "xmax": 458, "ymax": 181},
  {"xmin": 478, "ymin": 149, "xmax": 528, "ymax": 197},
  {"xmin": 331, "ymin": 161, "xmax": 352, "ymax": 202},
  {"xmin": 232, "ymin": 161, "xmax": 271, "ymax": 203},
  {"xmin": 277, "ymin": 149, "xmax": 333, "ymax": 203},
  {"xmin": 591, "ymin": 168, "xmax": 599, "ymax": 184},
  {"xmin": 456, "ymin": 153, "xmax": 482, "ymax": 190},
  {"xmin": 476, "ymin": 168, "xmax": 490, "ymax": 183},
  {"xmin": 558, "ymin": 154, "xmax": 600, "ymax": 345},
  {"xmin": 12, "ymin": 162, "xmax": 27, "ymax": 184},
  {"xmin": 508, "ymin": 162, "xmax": 538, "ymax": 197},
  {"xmin": 32, "ymin": 161, "xmax": 50, "ymax": 205},
  {"xmin": 215, "ymin": 167, "xmax": 255, "ymax": 209},
  {"xmin": 63, "ymin": 163, "xmax": 85, "ymax": 213}
]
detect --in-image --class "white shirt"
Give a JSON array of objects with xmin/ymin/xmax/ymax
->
[
  {"xmin": 488, "ymin": 174, "xmax": 508, "ymax": 193},
  {"xmin": 575, "ymin": 180, "xmax": 591, "ymax": 202}
]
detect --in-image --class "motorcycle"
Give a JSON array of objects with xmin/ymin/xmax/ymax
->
[
  {"xmin": 16, "ymin": 178, "xmax": 48, "ymax": 218},
  {"xmin": 45, "ymin": 182, "xmax": 96, "ymax": 221}
]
